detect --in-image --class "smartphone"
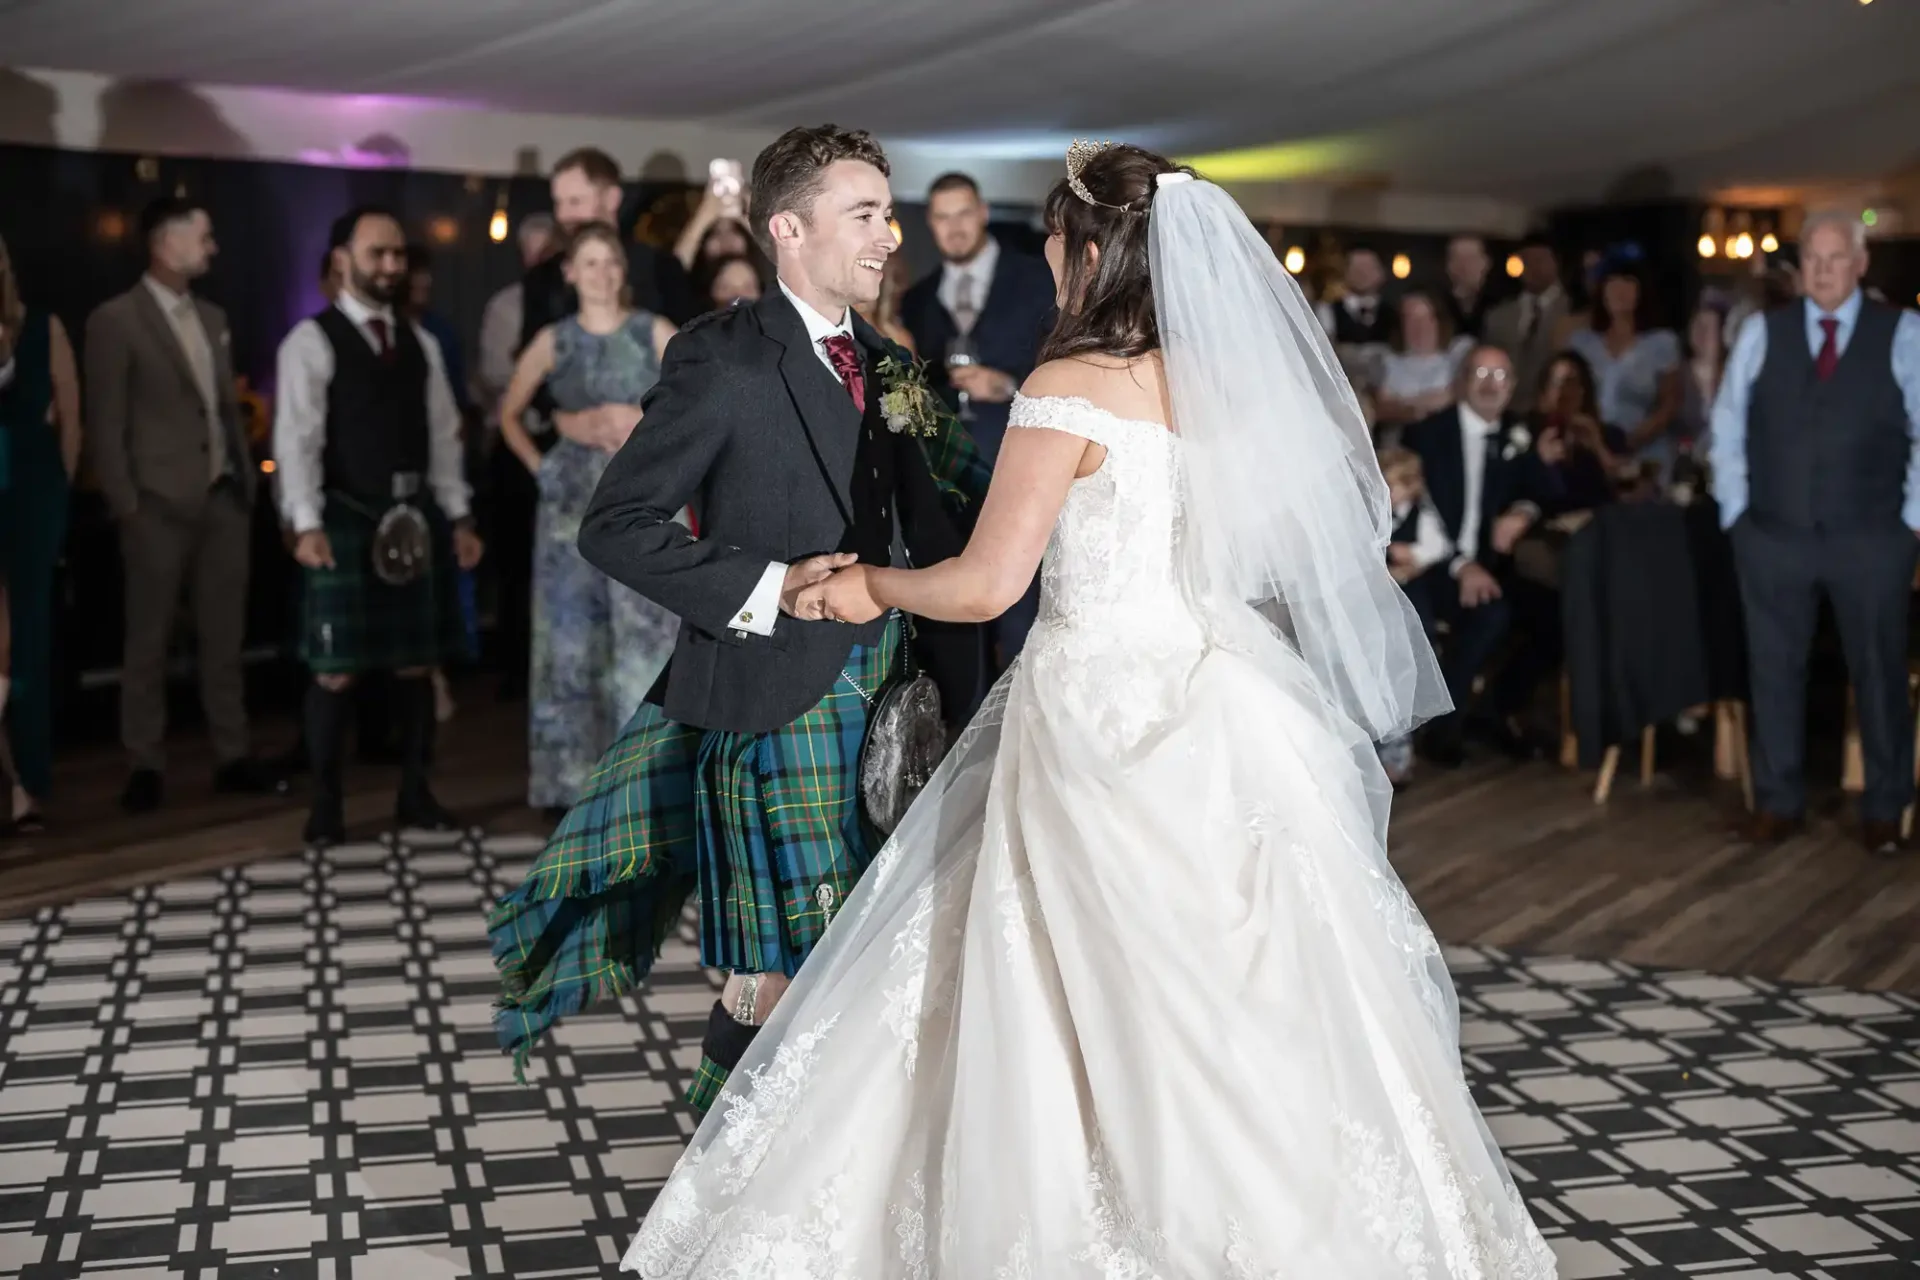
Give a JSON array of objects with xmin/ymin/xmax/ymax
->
[{"xmin": 709, "ymin": 158, "xmax": 745, "ymax": 218}]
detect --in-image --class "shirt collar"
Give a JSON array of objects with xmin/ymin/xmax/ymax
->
[
  {"xmin": 336, "ymin": 288, "xmax": 396, "ymax": 328},
  {"xmin": 778, "ymin": 277, "xmax": 852, "ymax": 347},
  {"xmin": 943, "ymin": 235, "xmax": 1000, "ymax": 285},
  {"xmin": 1459, "ymin": 403, "xmax": 1498, "ymax": 438},
  {"xmin": 1806, "ymin": 288, "xmax": 1864, "ymax": 329},
  {"xmin": 142, "ymin": 273, "xmax": 191, "ymax": 312}
]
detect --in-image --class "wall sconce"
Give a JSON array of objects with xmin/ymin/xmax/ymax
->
[
  {"xmin": 429, "ymin": 216, "xmax": 459, "ymax": 245},
  {"xmin": 1760, "ymin": 231, "xmax": 1779, "ymax": 254},
  {"xmin": 1697, "ymin": 235, "xmax": 1718, "ymax": 258},
  {"xmin": 1732, "ymin": 232, "xmax": 1754, "ymax": 259},
  {"xmin": 1283, "ymin": 246, "xmax": 1306, "ymax": 275},
  {"xmin": 1504, "ymin": 253, "xmax": 1523, "ymax": 278},
  {"xmin": 1390, "ymin": 253, "xmax": 1411, "ymax": 280},
  {"xmin": 96, "ymin": 210, "xmax": 127, "ymax": 242},
  {"xmin": 489, "ymin": 209, "xmax": 509, "ymax": 243}
]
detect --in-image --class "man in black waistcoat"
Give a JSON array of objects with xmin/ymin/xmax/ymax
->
[
  {"xmin": 272, "ymin": 206, "xmax": 485, "ymax": 845},
  {"xmin": 1709, "ymin": 211, "xmax": 1920, "ymax": 858}
]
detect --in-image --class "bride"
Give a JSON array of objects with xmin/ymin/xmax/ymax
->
[{"xmin": 623, "ymin": 143, "xmax": 1558, "ymax": 1279}]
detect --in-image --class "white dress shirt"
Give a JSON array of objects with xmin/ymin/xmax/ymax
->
[
  {"xmin": 271, "ymin": 289, "xmax": 470, "ymax": 535},
  {"xmin": 1451, "ymin": 403, "xmax": 1499, "ymax": 574},
  {"xmin": 728, "ymin": 279, "xmax": 858, "ymax": 636},
  {"xmin": 1394, "ymin": 496, "xmax": 1455, "ymax": 573},
  {"xmin": 143, "ymin": 274, "xmax": 229, "ymax": 485},
  {"xmin": 938, "ymin": 236, "xmax": 1000, "ymax": 332}
]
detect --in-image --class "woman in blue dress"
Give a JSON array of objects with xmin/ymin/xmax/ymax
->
[
  {"xmin": 500, "ymin": 223, "xmax": 680, "ymax": 811},
  {"xmin": 1566, "ymin": 266, "xmax": 1682, "ymax": 485}
]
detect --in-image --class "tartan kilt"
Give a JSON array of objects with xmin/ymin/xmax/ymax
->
[
  {"xmin": 487, "ymin": 614, "xmax": 902, "ymax": 1080},
  {"xmin": 299, "ymin": 495, "xmax": 467, "ymax": 674}
]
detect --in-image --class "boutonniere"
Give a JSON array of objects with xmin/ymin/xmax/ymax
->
[
  {"xmin": 1501, "ymin": 423, "xmax": 1532, "ymax": 461},
  {"xmin": 875, "ymin": 350, "xmax": 957, "ymax": 438}
]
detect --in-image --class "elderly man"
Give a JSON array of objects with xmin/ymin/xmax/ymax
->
[
  {"xmin": 1403, "ymin": 345, "xmax": 1541, "ymax": 765},
  {"xmin": 1710, "ymin": 212, "xmax": 1920, "ymax": 858}
]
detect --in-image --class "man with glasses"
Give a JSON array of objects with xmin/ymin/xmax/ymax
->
[{"xmin": 1403, "ymin": 345, "xmax": 1542, "ymax": 765}]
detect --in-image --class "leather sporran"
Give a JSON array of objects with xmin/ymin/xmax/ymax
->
[
  {"xmin": 371, "ymin": 503, "xmax": 432, "ymax": 586},
  {"xmin": 859, "ymin": 670, "xmax": 944, "ymax": 836}
]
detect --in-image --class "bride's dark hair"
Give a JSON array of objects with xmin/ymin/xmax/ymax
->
[{"xmin": 1038, "ymin": 144, "xmax": 1194, "ymax": 363}]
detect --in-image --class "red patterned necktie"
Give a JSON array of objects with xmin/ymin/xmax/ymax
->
[
  {"xmin": 821, "ymin": 333, "xmax": 866, "ymax": 408},
  {"xmin": 1815, "ymin": 316, "xmax": 1840, "ymax": 382},
  {"xmin": 367, "ymin": 316, "xmax": 393, "ymax": 362}
]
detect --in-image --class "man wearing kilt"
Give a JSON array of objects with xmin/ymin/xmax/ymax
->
[
  {"xmin": 273, "ymin": 206, "xmax": 484, "ymax": 846},
  {"xmin": 489, "ymin": 126, "xmax": 991, "ymax": 1114}
]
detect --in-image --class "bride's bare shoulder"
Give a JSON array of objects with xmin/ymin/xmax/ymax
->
[{"xmin": 1019, "ymin": 355, "xmax": 1170, "ymax": 428}]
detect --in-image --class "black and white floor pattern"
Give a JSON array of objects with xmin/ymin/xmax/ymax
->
[{"xmin": 1, "ymin": 834, "xmax": 1916, "ymax": 1279}]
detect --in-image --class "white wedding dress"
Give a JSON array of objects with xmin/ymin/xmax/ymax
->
[{"xmin": 623, "ymin": 393, "xmax": 1558, "ymax": 1279}]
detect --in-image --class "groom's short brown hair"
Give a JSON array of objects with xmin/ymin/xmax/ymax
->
[{"xmin": 749, "ymin": 125, "xmax": 890, "ymax": 254}]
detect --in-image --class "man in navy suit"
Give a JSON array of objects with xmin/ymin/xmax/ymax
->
[
  {"xmin": 902, "ymin": 172, "xmax": 1056, "ymax": 679},
  {"xmin": 1402, "ymin": 345, "xmax": 1542, "ymax": 765}
]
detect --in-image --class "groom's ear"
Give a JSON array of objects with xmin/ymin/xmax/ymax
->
[{"xmin": 768, "ymin": 210, "xmax": 804, "ymax": 252}]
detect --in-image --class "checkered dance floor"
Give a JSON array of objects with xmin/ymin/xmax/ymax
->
[{"xmin": 1, "ymin": 834, "xmax": 1917, "ymax": 1278}]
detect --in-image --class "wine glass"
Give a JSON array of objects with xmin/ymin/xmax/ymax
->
[{"xmin": 945, "ymin": 333, "xmax": 978, "ymax": 422}]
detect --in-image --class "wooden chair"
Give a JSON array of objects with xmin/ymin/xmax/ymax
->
[{"xmin": 1562, "ymin": 670, "xmax": 1752, "ymax": 806}]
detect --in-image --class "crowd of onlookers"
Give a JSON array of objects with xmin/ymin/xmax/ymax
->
[{"xmin": 1, "ymin": 144, "xmax": 1911, "ymax": 855}]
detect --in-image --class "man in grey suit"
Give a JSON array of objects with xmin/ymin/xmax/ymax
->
[
  {"xmin": 86, "ymin": 196, "xmax": 284, "ymax": 812},
  {"xmin": 1482, "ymin": 233, "xmax": 1575, "ymax": 416}
]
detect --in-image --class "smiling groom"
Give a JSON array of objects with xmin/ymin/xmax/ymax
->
[{"xmin": 488, "ymin": 125, "xmax": 991, "ymax": 1113}]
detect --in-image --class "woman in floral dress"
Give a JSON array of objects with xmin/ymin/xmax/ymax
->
[{"xmin": 500, "ymin": 223, "xmax": 680, "ymax": 810}]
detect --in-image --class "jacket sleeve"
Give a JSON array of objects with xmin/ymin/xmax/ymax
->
[
  {"xmin": 84, "ymin": 304, "xmax": 138, "ymax": 520},
  {"xmin": 576, "ymin": 329, "xmax": 770, "ymax": 637}
]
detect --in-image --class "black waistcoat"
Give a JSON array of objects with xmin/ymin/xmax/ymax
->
[{"xmin": 315, "ymin": 306, "xmax": 431, "ymax": 500}]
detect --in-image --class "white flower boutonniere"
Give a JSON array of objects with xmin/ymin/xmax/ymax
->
[
  {"xmin": 875, "ymin": 351, "xmax": 957, "ymax": 438},
  {"xmin": 1502, "ymin": 423, "xmax": 1532, "ymax": 461}
]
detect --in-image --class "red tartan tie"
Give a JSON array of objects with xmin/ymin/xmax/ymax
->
[
  {"xmin": 821, "ymin": 334, "xmax": 866, "ymax": 408},
  {"xmin": 1815, "ymin": 316, "xmax": 1839, "ymax": 382}
]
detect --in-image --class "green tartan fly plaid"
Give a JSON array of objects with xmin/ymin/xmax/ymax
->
[
  {"xmin": 488, "ymin": 616, "xmax": 902, "ymax": 1102},
  {"xmin": 300, "ymin": 495, "xmax": 466, "ymax": 674}
]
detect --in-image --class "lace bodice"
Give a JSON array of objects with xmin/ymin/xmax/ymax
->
[{"xmin": 1008, "ymin": 394, "xmax": 1207, "ymax": 743}]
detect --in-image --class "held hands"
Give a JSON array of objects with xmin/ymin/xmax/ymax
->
[
  {"xmin": 779, "ymin": 554, "xmax": 859, "ymax": 618},
  {"xmin": 795, "ymin": 564, "xmax": 885, "ymax": 626}
]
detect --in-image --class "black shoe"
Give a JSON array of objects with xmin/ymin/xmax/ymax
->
[
  {"xmin": 215, "ymin": 757, "xmax": 291, "ymax": 797},
  {"xmin": 121, "ymin": 769, "xmax": 164, "ymax": 813},
  {"xmin": 395, "ymin": 674, "xmax": 461, "ymax": 833},
  {"xmin": 303, "ymin": 800, "xmax": 346, "ymax": 847}
]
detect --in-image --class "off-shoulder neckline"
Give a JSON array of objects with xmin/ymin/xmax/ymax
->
[{"xmin": 1010, "ymin": 392, "xmax": 1177, "ymax": 437}]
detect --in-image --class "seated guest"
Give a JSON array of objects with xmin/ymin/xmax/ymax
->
[
  {"xmin": 1531, "ymin": 351, "xmax": 1629, "ymax": 516},
  {"xmin": 1402, "ymin": 345, "xmax": 1542, "ymax": 765},
  {"xmin": 1376, "ymin": 446, "xmax": 1453, "ymax": 786}
]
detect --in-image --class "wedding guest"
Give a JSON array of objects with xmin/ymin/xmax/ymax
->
[
  {"xmin": 1373, "ymin": 291, "xmax": 1468, "ymax": 438},
  {"xmin": 1483, "ymin": 233, "xmax": 1574, "ymax": 416},
  {"xmin": 900, "ymin": 171, "xmax": 1054, "ymax": 677},
  {"xmin": 1531, "ymin": 351, "xmax": 1628, "ymax": 517},
  {"xmin": 1568, "ymin": 265, "xmax": 1682, "ymax": 484},
  {"xmin": 85, "ymin": 197, "xmax": 283, "ymax": 812},
  {"xmin": 698, "ymin": 254, "xmax": 763, "ymax": 311},
  {"xmin": 499, "ymin": 223, "xmax": 679, "ymax": 812},
  {"xmin": 1403, "ymin": 346, "xmax": 1542, "ymax": 765},
  {"xmin": 0, "ymin": 229, "xmax": 80, "ymax": 830},
  {"xmin": 273, "ymin": 205, "xmax": 481, "ymax": 844},
  {"xmin": 1376, "ymin": 446, "xmax": 1453, "ymax": 787},
  {"xmin": 1710, "ymin": 211, "xmax": 1920, "ymax": 858},
  {"xmin": 1678, "ymin": 299, "xmax": 1728, "ymax": 455},
  {"xmin": 1444, "ymin": 234, "xmax": 1499, "ymax": 340},
  {"xmin": 1315, "ymin": 244, "xmax": 1393, "ymax": 347}
]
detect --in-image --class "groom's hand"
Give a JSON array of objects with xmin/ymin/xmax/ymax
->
[
  {"xmin": 800, "ymin": 565, "xmax": 885, "ymax": 626},
  {"xmin": 780, "ymin": 553, "xmax": 858, "ymax": 617}
]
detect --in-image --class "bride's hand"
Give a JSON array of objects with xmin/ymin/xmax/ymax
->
[{"xmin": 797, "ymin": 564, "xmax": 884, "ymax": 625}]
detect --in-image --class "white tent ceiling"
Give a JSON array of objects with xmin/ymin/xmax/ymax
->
[{"xmin": 2, "ymin": 0, "xmax": 1917, "ymax": 207}]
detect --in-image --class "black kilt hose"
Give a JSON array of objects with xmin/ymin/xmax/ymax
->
[{"xmin": 300, "ymin": 493, "xmax": 468, "ymax": 675}]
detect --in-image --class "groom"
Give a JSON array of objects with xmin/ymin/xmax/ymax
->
[{"xmin": 489, "ymin": 125, "xmax": 991, "ymax": 1114}]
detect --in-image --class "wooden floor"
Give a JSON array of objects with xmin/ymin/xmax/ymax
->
[{"xmin": 3, "ymin": 694, "xmax": 1916, "ymax": 994}]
